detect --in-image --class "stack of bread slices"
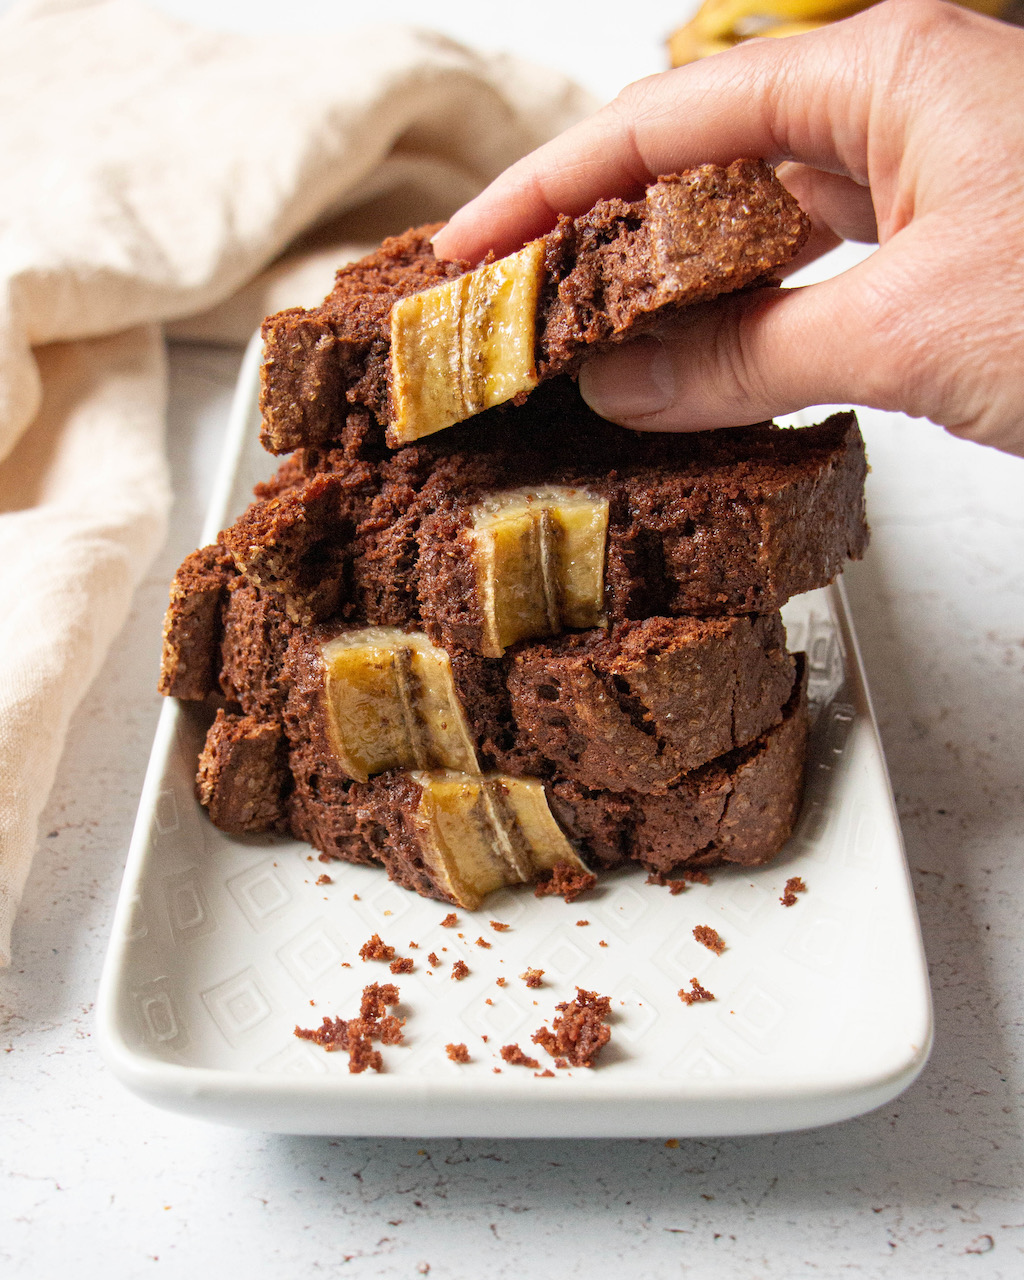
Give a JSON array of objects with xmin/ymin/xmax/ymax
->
[{"xmin": 160, "ymin": 159, "xmax": 868, "ymax": 911}]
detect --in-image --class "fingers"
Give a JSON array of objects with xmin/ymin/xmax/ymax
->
[
  {"xmin": 432, "ymin": 12, "xmax": 884, "ymax": 262},
  {"xmin": 577, "ymin": 258, "xmax": 896, "ymax": 432},
  {"xmin": 776, "ymin": 163, "xmax": 878, "ymax": 244}
]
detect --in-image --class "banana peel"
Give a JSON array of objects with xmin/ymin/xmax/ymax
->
[{"xmin": 668, "ymin": 0, "xmax": 1015, "ymax": 65}]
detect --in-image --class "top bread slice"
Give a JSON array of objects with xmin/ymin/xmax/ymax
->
[{"xmin": 259, "ymin": 158, "xmax": 809, "ymax": 453}]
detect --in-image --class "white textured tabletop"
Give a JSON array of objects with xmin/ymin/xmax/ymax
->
[{"xmin": 3, "ymin": 3, "xmax": 1024, "ymax": 1277}]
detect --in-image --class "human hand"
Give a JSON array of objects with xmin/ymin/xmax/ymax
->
[{"xmin": 432, "ymin": 0, "xmax": 1024, "ymax": 457}]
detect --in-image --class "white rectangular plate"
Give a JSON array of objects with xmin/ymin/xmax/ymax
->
[{"xmin": 97, "ymin": 335, "xmax": 932, "ymax": 1138}]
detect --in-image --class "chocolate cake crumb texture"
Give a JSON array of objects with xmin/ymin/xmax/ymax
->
[
  {"xmin": 534, "ymin": 862, "xmax": 597, "ymax": 903},
  {"xmin": 445, "ymin": 1043, "xmax": 470, "ymax": 1063},
  {"xmin": 294, "ymin": 982, "xmax": 403, "ymax": 1072},
  {"xmin": 781, "ymin": 875, "xmax": 807, "ymax": 906},
  {"xmin": 359, "ymin": 934, "xmax": 395, "ymax": 962},
  {"xmin": 451, "ymin": 960, "xmax": 470, "ymax": 981},
  {"xmin": 520, "ymin": 968, "xmax": 544, "ymax": 988},
  {"xmin": 532, "ymin": 988, "xmax": 612, "ymax": 1068},
  {"xmin": 500, "ymin": 1043, "xmax": 541, "ymax": 1069},
  {"xmin": 693, "ymin": 925, "xmax": 725, "ymax": 954},
  {"xmin": 389, "ymin": 957, "xmax": 414, "ymax": 974},
  {"xmin": 427, "ymin": 952, "xmax": 441, "ymax": 967},
  {"xmin": 680, "ymin": 977, "xmax": 716, "ymax": 1005},
  {"xmin": 647, "ymin": 871, "xmax": 687, "ymax": 895}
]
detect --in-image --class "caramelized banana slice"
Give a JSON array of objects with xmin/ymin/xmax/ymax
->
[
  {"xmin": 411, "ymin": 770, "xmax": 587, "ymax": 910},
  {"xmin": 388, "ymin": 240, "xmax": 545, "ymax": 445},
  {"xmin": 470, "ymin": 486, "xmax": 609, "ymax": 656},
  {"xmin": 321, "ymin": 628, "xmax": 477, "ymax": 782}
]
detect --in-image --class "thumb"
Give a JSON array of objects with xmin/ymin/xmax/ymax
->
[{"xmin": 578, "ymin": 263, "xmax": 893, "ymax": 432}]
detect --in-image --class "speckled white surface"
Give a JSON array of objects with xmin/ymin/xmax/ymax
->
[{"xmin": 4, "ymin": 1, "xmax": 1024, "ymax": 1276}]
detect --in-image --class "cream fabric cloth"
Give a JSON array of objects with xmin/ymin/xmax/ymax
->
[{"xmin": 0, "ymin": 0, "xmax": 592, "ymax": 965}]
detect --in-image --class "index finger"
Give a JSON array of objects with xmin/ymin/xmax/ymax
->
[{"xmin": 432, "ymin": 10, "xmax": 886, "ymax": 262}]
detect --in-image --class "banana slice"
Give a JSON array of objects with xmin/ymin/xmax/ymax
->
[
  {"xmin": 388, "ymin": 239, "xmax": 546, "ymax": 445},
  {"xmin": 410, "ymin": 770, "xmax": 586, "ymax": 910},
  {"xmin": 321, "ymin": 628, "xmax": 478, "ymax": 782},
  {"xmin": 470, "ymin": 486, "xmax": 609, "ymax": 657}
]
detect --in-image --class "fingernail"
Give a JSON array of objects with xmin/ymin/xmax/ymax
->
[{"xmin": 578, "ymin": 335, "xmax": 674, "ymax": 421}]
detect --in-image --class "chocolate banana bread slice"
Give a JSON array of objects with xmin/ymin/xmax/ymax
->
[
  {"xmin": 275, "ymin": 612, "xmax": 794, "ymax": 793},
  {"xmin": 260, "ymin": 159, "xmax": 809, "ymax": 452},
  {"xmin": 194, "ymin": 661, "xmax": 807, "ymax": 904},
  {"xmin": 215, "ymin": 390, "xmax": 867, "ymax": 650}
]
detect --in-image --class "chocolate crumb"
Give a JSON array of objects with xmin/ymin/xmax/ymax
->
[
  {"xmin": 481, "ymin": 1034, "xmax": 489, "ymax": 1042},
  {"xmin": 427, "ymin": 952, "xmax": 442, "ymax": 967},
  {"xmin": 531, "ymin": 988, "xmax": 612, "ymax": 1068},
  {"xmin": 489, "ymin": 921, "xmax": 511, "ymax": 932},
  {"xmin": 781, "ymin": 876, "xmax": 807, "ymax": 906},
  {"xmin": 475, "ymin": 937, "xmax": 492, "ymax": 949},
  {"xmin": 440, "ymin": 913, "xmax": 457, "ymax": 927},
  {"xmin": 315, "ymin": 874, "xmax": 332, "ymax": 886},
  {"xmin": 679, "ymin": 977, "xmax": 716, "ymax": 1005},
  {"xmin": 534, "ymin": 861, "xmax": 597, "ymax": 903},
  {"xmin": 500, "ymin": 1043, "xmax": 541, "ymax": 1069},
  {"xmin": 294, "ymin": 982, "xmax": 403, "ymax": 1072},
  {"xmin": 359, "ymin": 982, "xmax": 400, "ymax": 1021},
  {"xmin": 646, "ymin": 871, "xmax": 687, "ymax": 895},
  {"xmin": 693, "ymin": 925, "xmax": 725, "ymax": 954},
  {"xmin": 389, "ymin": 957, "xmax": 414, "ymax": 975},
  {"xmin": 451, "ymin": 960, "xmax": 470, "ymax": 981},
  {"xmin": 446, "ymin": 1043, "xmax": 470, "ymax": 1063},
  {"xmin": 359, "ymin": 933, "xmax": 396, "ymax": 962},
  {"xmin": 520, "ymin": 968, "xmax": 544, "ymax": 988}
]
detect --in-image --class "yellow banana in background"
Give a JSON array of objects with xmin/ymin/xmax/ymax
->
[{"xmin": 668, "ymin": 0, "xmax": 1018, "ymax": 65}]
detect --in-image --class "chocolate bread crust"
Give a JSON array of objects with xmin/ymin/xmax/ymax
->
[
  {"xmin": 538, "ymin": 159, "xmax": 807, "ymax": 375},
  {"xmin": 507, "ymin": 614, "xmax": 795, "ymax": 793},
  {"xmin": 547, "ymin": 658, "xmax": 809, "ymax": 873},
  {"xmin": 158, "ymin": 544, "xmax": 237, "ymax": 700},
  {"xmin": 195, "ymin": 709, "xmax": 289, "ymax": 834},
  {"xmin": 258, "ymin": 162, "xmax": 808, "ymax": 453}
]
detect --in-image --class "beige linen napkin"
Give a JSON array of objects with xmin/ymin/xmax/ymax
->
[{"xmin": 0, "ymin": 0, "xmax": 592, "ymax": 965}]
